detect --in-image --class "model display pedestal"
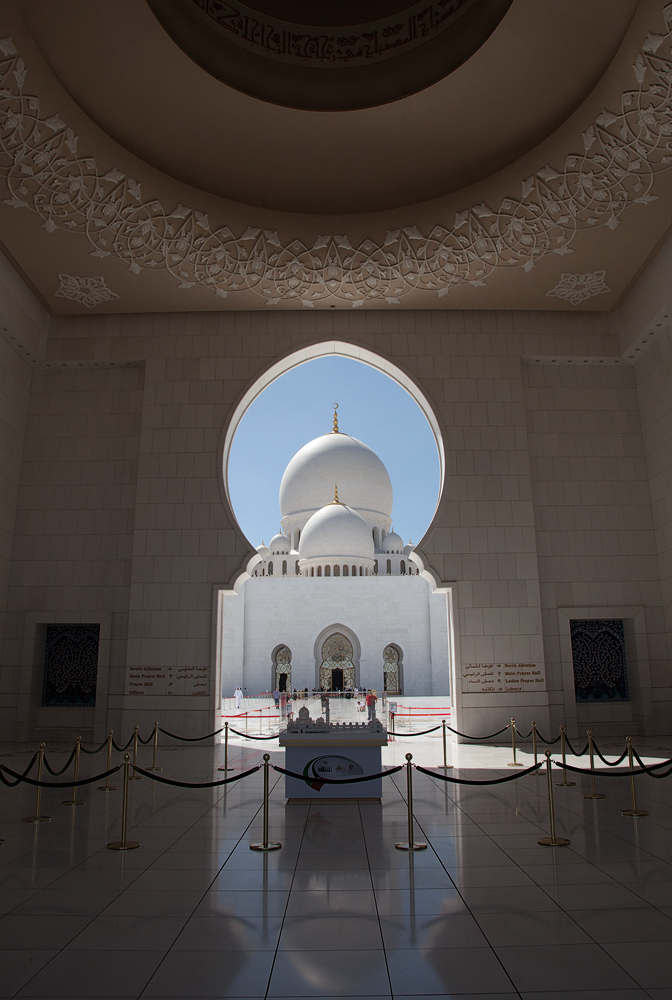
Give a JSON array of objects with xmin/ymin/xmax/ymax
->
[{"xmin": 279, "ymin": 706, "xmax": 388, "ymax": 799}]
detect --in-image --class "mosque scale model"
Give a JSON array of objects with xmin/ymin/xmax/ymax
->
[
  {"xmin": 279, "ymin": 706, "xmax": 388, "ymax": 799},
  {"xmin": 219, "ymin": 407, "xmax": 452, "ymax": 698}
]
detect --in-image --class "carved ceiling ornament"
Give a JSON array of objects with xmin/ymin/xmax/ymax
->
[
  {"xmin": 1, "ymin": 10, "xmax": 672, "ymax": 308},
  {"xmin": 546, "ymin": 271, "xmax": 611, "ymax": 306},
  {"xmin": 54, "ymin": 273, "xmax": 120, "ymax": 308}
]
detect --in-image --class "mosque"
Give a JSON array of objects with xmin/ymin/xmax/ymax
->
[
  {"xmin": 221, "ymin": 407, "xmax": 450, "ymax": 696},
  {"xmin": 2, "ymin": 4, "xmax": 672, "ymax": 996}
]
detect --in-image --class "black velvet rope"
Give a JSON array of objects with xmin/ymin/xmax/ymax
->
[
  {"xmin": 563, "ymin": 736, "xmax": 589, "ymax": 757},
  {"xmin": 43, "ymin": 745, "xmax": 78, "ymax": 776},
  {"xmin": 554, "ymin": 756, "xmax": 672, "ymax": 777},
  {"xmin": 387, "ymin": 725, "xmax": 442, "ymax": 737},
  {"xmin": 158, "ymin": 727, "xmax": 223, "ymax": 741},
  {"xmin": 592, "ymin": 742, "xmax": 629, "ymax": 766},
  {"xmin": 632, "ymin": 748, "xmax": 672, "ymax": 778},
  {"xmin": 80, "ymin": 738, "xmax": 109, "ymax": 755},
  {"xmin": 228, "ymin": 729, "xmax": 280, "ymax": 740},
  {"xmin": 274, "ymin": 764, "xmax": 403, "ymax": 784},
  {"xmin": 0, "ymin": 764, "xmax": 121, "ymax": 788},
  {"xmin": 132, "ymin": 764, "xmax": 260, "ymax": 787},
  {"xmin": 417, "ymin": 762, "xmax": 542, "ymax": 785},
  {"xmin": 0, "ymin": 753, "xmax": 40, "ymax": 784},
  {"xmin": 536, "ymin": 732, "xmax": 562, "ymax": 745},
  {"xmin": 112, "ymin": 734, "xmax": 135, "ymax": 752},
  {"xmin": 137, "ymin": 731, "xmax": 155, "ymax": 744},
  {"xmin": 446, "ymin": 723, "xmax": 511, "ymax": 740}
]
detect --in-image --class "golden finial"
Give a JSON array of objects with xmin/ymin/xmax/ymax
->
[
  {"xmin": 330, "ymin": 484, "xmax": 342, "ymax": 505},
  {"xmin": 332, "ymin": 403, "xmax": 339, "ymax": 433}
]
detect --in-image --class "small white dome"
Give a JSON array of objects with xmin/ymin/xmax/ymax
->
[
  {"xmin": 403, "ymin": 541, "xmax": 414, "ymax": 555},
  {"xmin": 269, "ymin": 532, "xmax": 290, "ymax": 554},
  {"xmin": 382, "ymin": 531, "xmax": 404, "ymax": 553},
  {"xmin": 256, "ymin": 543, "xmax": 270, "ymax": 559},
  {"xmin": 280, "ymin": 432, "xmax": 393, "ymax": 533},
  {"xmin": 299, "ymin": 502, "xmax": 375, "ymax": 563}
]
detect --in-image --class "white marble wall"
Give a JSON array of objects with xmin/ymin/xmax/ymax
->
[{"xmin": 2, "ymin": 241, "xmax": 672, "ymax": 739}]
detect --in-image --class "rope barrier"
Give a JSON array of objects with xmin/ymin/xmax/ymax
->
[
  {"xmin": 228, "ymin": 729, "xmax": 280, "ymax": 740},
  {"xmin": 112, "ymin": 734, "xmax": 135, "ymax": 752},
  {"xmin": 593, "ymin": 742, "xmax": 629, "ymax": 766},
  {"xmin": 536, "ymin": 731, "xmax": 562, "ymax": 744},
  {"xmin": 0, "ymin": 764, "xmax": 121, "ymax": 788},
  {"xmin": 625, "ymin": 747, "xmax": 672, "ymax": 778},
  {"xmin": 158, "ymin": 727, "xmax": 223, "ymax": 741},
  {"xmin": 554, "ymin": 756, "xmax": 672, "ymax": 777},
  {"xmin": 0, "ymin": 753, "xmax": 38, "ymax": 786},
  {"xmin": 384, "ymin": 725, "xmax": 441, "ymax": 737},
  {"xmin": 43, "ymin": 745, "xmax": 78, "ymax": 776},
  {"xmin": 79, "ymin": 738, "xmax": 109, "ymax": 755},
  {"xmin": 416, "ymin": 762, "xmax": 542, "ymax": 785},
  {"xmin": 563, "ymin": 735, "xmax": 589, "ymax": 757},
  {"xmin": 446, "ymin": 723, "xmax": 511, "ymax": 740},
  {"xmin": 132, "ymin": 764, "xmax": 261, "ymax": 787},
  {"xmin": 137, "ymin": 731, "xmax": 154, "ymax": 745},
  {"xmin": 273, "ymin": 764, "xmax": 403, "ymax": 784}
]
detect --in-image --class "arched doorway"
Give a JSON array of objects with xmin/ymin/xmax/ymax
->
[
  {"xmin": 383, "ymin": 644, "xmax": 402, "ymax": 694},
  {"xmin": 274, "ymin": 646, "xmax": 292, "ymax": 692},
  {"xmin": 319, "ymin": 632, "xmax": 356, "ymax": 691}
]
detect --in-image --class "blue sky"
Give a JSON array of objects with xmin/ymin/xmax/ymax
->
[{"xmin": 227, "ymin": 356, "xmax": 441, "ymax": 546}]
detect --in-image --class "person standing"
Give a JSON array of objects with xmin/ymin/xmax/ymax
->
[
  {"xmin": 234, "ymin": 686, "xmax": 243, "ymax": 710},
  {"xmin": 366, "ymin": 689, "xmax": 377, "ymax": 721},
  {"xmin": 273, "ymin": 688, "xmax": 280, "ymax": 710}
]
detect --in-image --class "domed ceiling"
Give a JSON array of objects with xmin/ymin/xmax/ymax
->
[{"xmin": 1, "ymin": 0, "xmax": 671, "ymax": 313}]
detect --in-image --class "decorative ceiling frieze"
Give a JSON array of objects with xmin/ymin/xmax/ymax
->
[{"xmin": 0, "ymin": 6, "xmax": 672, "ymax": 309}]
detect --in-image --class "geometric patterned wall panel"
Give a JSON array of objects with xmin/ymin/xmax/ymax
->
[
  {"xmin": 42, "ymin": 624, "xmax": 99, "ymax": 707},
  {"xmin": 570, "ymin": 618, "xmax": 629, "ymax": 704}
]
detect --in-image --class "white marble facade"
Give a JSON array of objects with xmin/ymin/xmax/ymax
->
[{"xmin": 3, "ymin": 230, "xmax": 672, "ymax": 741}]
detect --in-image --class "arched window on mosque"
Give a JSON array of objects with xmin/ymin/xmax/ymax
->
[
  {"xmin": 383, "ymin": 644, "xmax": 401, "ymax": 694},
  {"xmin": 296, "ymin": 562, "xmax": 300, "ymax": 575},
  {"xmin": 360, "ymin": 566, "xmax": 363, "ymax": 576},
  {"xmin": 334, "ymin": 565, "xmax": 340, "ymax": 576},
  {"xmin": 282, "ymin": 560, "xmax": 287, "ymax": 576},
  {"xmin": 325, "ymin": 565, "xmax": 331, "ymax": 577},
  {"xmin": 268, "ymin": 561, "xmax": 273, "ymax": 576},
  {"xmin": 373, "ymin": 559, "xmax": 378, "ymax": 575},
  {"xmin": 386, "ymin": 559, "xmax": 391, "ymax": 575},
  {"xmin": 317, "ymin": 566, "xmax": 322, "ymax": 577},
  {"xmin": 351, "ymin": 565, "xmax": 356, "ymax": 576},
  {"xmin": 274, "ymin": 646, "xmax": 292, "ymax": 693},
  {"xmin": 343, "ymin": 565, "xmax": 348, "ymax": 577},
  {"xmin": 401, "ymin": 560, "xmax": 406, "ymax": 575}
]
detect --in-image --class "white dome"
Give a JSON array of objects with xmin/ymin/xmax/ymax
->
[
  {"xmin": 382, "ymin": 531, "xmax": 404, "ymax": 553},
  {"xmin": 269, "ymin": 532, "xmax": 290, "ymax": 554},
  {"xmin": 280, "ymin": 432, "xmax": 393, "ymax": 534},
  {"xmin": 403, "ymin": 541, "xmax": 415, "ymax": 556},
  {"xmin": 256, "ymin": 543, "xmax": 270, "ymax": 559},
  {"xmin": 299, "ymin": 502, "xmax": 375, "ymax": 563}
]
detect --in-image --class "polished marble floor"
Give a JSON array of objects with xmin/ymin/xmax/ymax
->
[{"xmin": 1, "ymin": 720, "xmax": 672, "ymax": 999}]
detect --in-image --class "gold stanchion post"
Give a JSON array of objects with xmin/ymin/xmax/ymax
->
[
  {"xmin": 23, "ymin": 743, "xmax": 51, "ymax": 823},
  {"xmin": 250, "ymin": 754, "xmax": 281, "ymax": 851},
  {"xmin": 622, "ymin": 736, "xmax": 649, "ymax": 817},
  {"xmin": 508, "ymin": 718, "xmax": 523, "ymax": 767},
  {"xmin": 98, "ymin": 730, "xmax": 118, "ymax": 791},
  {"xmin": 62, "ymin": 736, "xmax": 85, "ymax": 806},
  {"xmin": 129, "ymin": 725, "xmax": 143, "ymax": 779},
  {"xmin": 218, "ymin": 721, "xmax": 233, "ymax": 771},
  {"xmin": 532, "ymin": 721, "xmax": 538, "ymax": 767},
  {"xmin": 395, "ymin": 753, "xmax": 427, "ymax": 851},
  {"xmin": 583, "ymin": 730, "xmax": 606, "ymax": 801},
  {"xmin": 146, "ymin": 721, "xmax": 161, "ymax": 771},
  {"xmin": 107, "ymin": 754, "xmax": 139, "ymax": 850},
  {"xmin": 440, "ymin": 719, "xmax": 452, "ymax": 769},
  {"xmin": 538, "ymin": 750, "xmax": 570, "ymax": 847},
  {"xmin": 555, "ymin": 726, "xmax": 576, "ymax": 787},
  {"xmin": 391, "ymin": 712, "xmax": 395, "ymax": 742}
]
